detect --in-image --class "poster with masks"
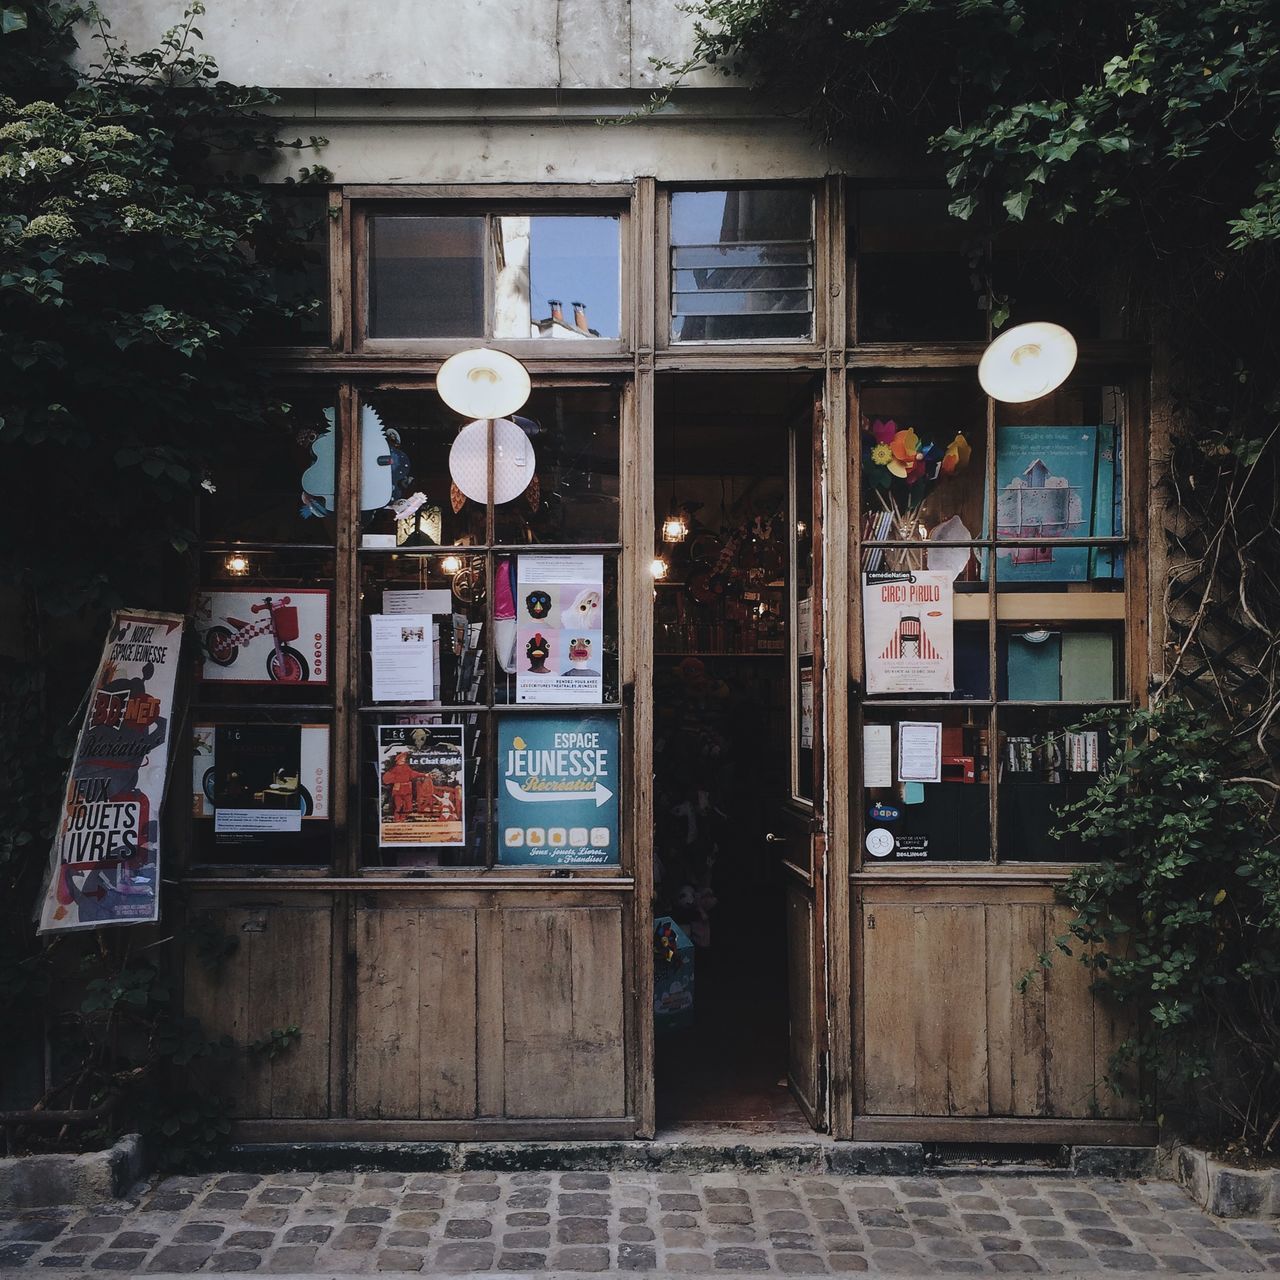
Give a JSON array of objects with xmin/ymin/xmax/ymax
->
[
  {"xmin": 37, "ymin": 611, "xmax": 184, "ymax": 933},
  {"xmin": 515, "ymin": 554, "xmax": 604, "ymax": 704}
]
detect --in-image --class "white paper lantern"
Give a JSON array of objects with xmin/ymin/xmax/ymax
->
[{"xmin": 448, "ymin": 418, "xmax": 536, "ymax": 505}]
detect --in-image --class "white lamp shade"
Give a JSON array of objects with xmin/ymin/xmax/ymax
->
[
  {"xmin": 436, "ymin": 348, "xmax": 531, "ymax": 419},
  {"xmin": 978, "ymin": 322, "xmax": 1078, "ymax": 404},
  {"xmin": 449, "ymin": 418, "xmax": 536, "ymax": 505}
]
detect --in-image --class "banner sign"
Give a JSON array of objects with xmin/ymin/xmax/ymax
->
[
  {"xmin": 498, "ymin": 715, "xmax": 619, "ymax": 866},
  {"xmin": 38, "ymin": 610, "xmax": 184, "ymax": 933},
  {"xmin": 861, "ymin": 569, "xmax": 955, "ymax": 695}
]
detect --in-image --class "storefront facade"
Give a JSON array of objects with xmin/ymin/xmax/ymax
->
[{"xmin": 160, "ymin": 2, "xmax": 1157, "ymax": 1147}]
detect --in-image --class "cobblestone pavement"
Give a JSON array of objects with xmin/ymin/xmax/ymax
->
[{"xmin": 3, "ymin": 1168, "xmax": 1280, "ymax": 1276}]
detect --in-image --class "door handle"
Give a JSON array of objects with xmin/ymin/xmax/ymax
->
[{"xmin": 765, "ymin": 832, "xmax": 787, "ymax": 844}]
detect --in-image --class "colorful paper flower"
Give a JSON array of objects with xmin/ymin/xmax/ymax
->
[
  {"xmin": 887, "ymin": 428, "xmax": 922, "ymax": 478},
  {"xmin": 870, "ymin": 443, "xmax": 893, "ymax": 465},
  {"xmin": 939, "ymin": 432, "xmax": 972, "ymax": 476},
  {"xmin": 870, "ymin": 418, "xmax": 898, "ymax": 445}
]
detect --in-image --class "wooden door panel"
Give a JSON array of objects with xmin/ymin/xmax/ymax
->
[
  {"xmin": 501, "ymin": 906, "xmax": 626, "ymax": 1119},
  {"xmin": 861, "ymin": 903, "xmax": 989, "ymax": 1116},
  {"xmin": 184, "ymin": 902, "xmax": 332, "ymax": 1119},
  {"xmin": 985, "ymin": 903, "xmax": 1048, "ymax": 1117},
  {"xmin": 352, "ymin": 905, "xmax": 478, "ymax": 1120},
  {"xmin": 785, "ymin": 881, "xmax": 819, "ymax": 1119},
  {"xmin": 859, "ymin": 895, "xmax": 1141, "ymax": 1121}
]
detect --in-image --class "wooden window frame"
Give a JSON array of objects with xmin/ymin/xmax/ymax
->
[
  {"xmin": 349, "ymin": 191, "xmax": 633, "ymax": 360},
  {"xmin": 657, "ymin": 182, "xmax": 827, "ymax": 354}
]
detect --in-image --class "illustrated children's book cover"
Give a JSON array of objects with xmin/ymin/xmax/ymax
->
[{"xmin": 992, "ymin": 426, "xmax": 1101, "ymax": 582}]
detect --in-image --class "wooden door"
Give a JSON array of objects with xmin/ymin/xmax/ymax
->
[{"xmin": 780, "ymin": 406, "xmax": 827, "ymax": 1127}]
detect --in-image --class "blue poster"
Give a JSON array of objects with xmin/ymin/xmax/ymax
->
[
  {"xmin": 498, "ymin": 715, "xmax": 620, "ymax": 866},
  {"xmin": 991, "ymin": 426, "xmax": 1100, "ymax": 582}
]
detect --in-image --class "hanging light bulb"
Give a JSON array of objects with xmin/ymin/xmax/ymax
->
[
  {"xmin": 978, "ymin": 321, "xmax": 1077, "ymax": 403},
  {"xmin": 649, "ymin": 557, "xmax": 669, "ymax": 580},
  {"xmin": 224, "ymin": 553, "xmax": 251, "ymax": 577},
  {"xmin": 440, "ymin": 553, "xmax": 463, "ymax": 576},
  {"xmin": 661, "ymin": 513, "xmax": 688, "ymax": 544}
]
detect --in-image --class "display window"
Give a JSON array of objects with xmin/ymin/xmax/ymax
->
[{"xmin": 852, "ymin": 374, "xmax": 1135, "ymax": 865}]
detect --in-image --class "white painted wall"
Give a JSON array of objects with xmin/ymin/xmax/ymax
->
[{"xmin": 87, "ymin": 0, "xmax": 712, "ymax": 91}]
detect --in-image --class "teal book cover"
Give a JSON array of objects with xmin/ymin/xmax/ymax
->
[
  {"xmin": 1005, "ymin": 632, "xmax": 1062, "ymax": 700},
  {"xmin": 991, "ymin": 426, "xmax": 1099, "ymax": 582}
]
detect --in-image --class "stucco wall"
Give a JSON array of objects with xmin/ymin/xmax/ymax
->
[{"xmin": 85, "ymin": 0, "xmax": 711, "ymax": 91}]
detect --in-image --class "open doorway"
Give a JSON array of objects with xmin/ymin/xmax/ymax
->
[{"xmin": 651, "ymin": 373, "xmax": 818, "ymax": 1130}]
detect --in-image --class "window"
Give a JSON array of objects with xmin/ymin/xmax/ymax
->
[
  {"xmin": 855, "ymin": 188, "xmax": 987, "ymax": 343},
  {"xmin": 364, "ymin": 211, "xmax": 622, "ymax": 342},
  {"xmin": 854, "ymin": 377, "xmax": 1132, "ymax": 865},
  {"xmin": 193, "ymin": 380, "xmax": 624, "ymax": 872},
  {"xmin": 669, "ymin": 188, "xmax": 814, "ymax": 342}
]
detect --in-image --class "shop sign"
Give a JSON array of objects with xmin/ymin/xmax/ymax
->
[
  {"xmin": 498, "ymin": 715, "xmax": 619, "ymax": 866},
  {"xmin": 861, "ymin": 569, "xmax": 954, "ymax": 695},
  {"xmin": 37, "ymin": 611, "xmax": 183, "ymax": 933}
]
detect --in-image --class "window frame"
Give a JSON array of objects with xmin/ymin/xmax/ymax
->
[
  {"xmin": 350, "ymin": 192, "xmax": 632, "ymax": 358},
  {"xmin": 658, "ymin": 182, "xmax": 826, "ymax": 352}
]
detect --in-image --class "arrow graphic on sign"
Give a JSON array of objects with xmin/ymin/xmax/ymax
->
[{"xmin": 505, "ymin": 779, "xmax": 614, "ymax": 808}]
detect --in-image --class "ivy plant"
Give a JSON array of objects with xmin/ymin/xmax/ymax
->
[
  {"xmin": 0, "ymin": 2, "xmax": 323, "ymax": 1162},
  {"xmin": 1040, "ymin": 699, "xmax": 1280, "ymax": 1156}
]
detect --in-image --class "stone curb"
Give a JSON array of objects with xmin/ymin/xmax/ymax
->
[
  {"xmin": 20, "ymin": 1272, "xmax": 1273, "ymax": 1280},
  {"xmin": 0, "ymin": 1133, "xmax": 148, "ymax": 1211},
  {"xmin": 221, "ymin": 1139, "xmax": 1155, "ymax": 1178},
  {"xmin": 1171, "ymin": 1142, "xmax": 1280, "ymax": 1218}
]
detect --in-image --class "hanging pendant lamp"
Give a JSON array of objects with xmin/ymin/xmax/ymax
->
[
  {"xmin": 978, "ymin": 322, "xmax": 1077, "ymax": 404},
  {"xmin": 437, "ymin": 348, "xmax": 531, "ymax": 420}
]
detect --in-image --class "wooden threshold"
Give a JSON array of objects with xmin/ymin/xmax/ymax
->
[{"xmin": 852, "ymin": 1116, "xmax": 1157, "ymax": 1146}]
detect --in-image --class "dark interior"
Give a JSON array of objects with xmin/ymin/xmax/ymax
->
[{"xmin": 652, "ymin": 374, "xmax": 812, "ymax": 1129}]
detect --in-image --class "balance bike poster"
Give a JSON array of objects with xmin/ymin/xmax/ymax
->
[
  {"xmin": 498, "ymin": 715, "xmax": 619, "ymax": 867},
  {"xmin": 516, "ymin": 554, "xmax": 604, "ymax": 704},
  {"xmin": 37, "ymin": 610, "xmax": 184, "ymax": 933},
  {"xmin": 377, "ymin": 724, "xmax": 465, "ymax": 847},
  {"xmin": 862, "ymin": 569, "xmax": 955, "ymax": 695},
  {"xmin": 194, "ymin": 588, "xmax": 329, "ymax": 685}
]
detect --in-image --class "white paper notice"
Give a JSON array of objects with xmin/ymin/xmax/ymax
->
[
  {"xmin": 371, "ymin": 613, "xmax": 436, "ymax": 702},
  {"xmin": 383, "ymin": 589, "xmax": 453, "ymax": 617},
  {"xmin": 215, "ymin": 808, "xmax": 302, "ymax": 834},
  {"xmin": 898, "ymin": 721, "xmax": 943, "ymax": 784},
  {"xmin": 862, "ymin": 723, "xmax": 893, "ymax": 787}
]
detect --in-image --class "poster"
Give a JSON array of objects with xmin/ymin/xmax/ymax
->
[
  {"xmin": 498, "ymin": 715, "xmax": 619, "ymax": 866},
  {"xmin": 516, "ymin": 554, "xmax": 604, "ymax": 704},
  {"xmin": 799, "ymin": 664, "xmax": 814, "ymax": 750},
  {"xmin": 370, "ymin": 614, "xmax": 435, "ymax": 702},
  {"xmin": 193, "ymin": 723, "xmax": 329, "ymax": 821},
  {"xmin": 377, "ymin": 724, "xmax": 465, "ymax": 846},
  {"xmin": 194, "ymin": 588, "xmax": 328, "ymax": 684},
  {"xmin": 37, "ymin": 611, "xmax": 183, "ymax": 933},
  {"xmin": 992, "ymin": 426, "xmax": 1104, "ymax": 582},
  {"xmin": 861, "ymin": 569, "xmax": 954, "ymax": 695},
  {"xmin": 898, "ymin": 721, "xmax": 943, "ymax": 784}
]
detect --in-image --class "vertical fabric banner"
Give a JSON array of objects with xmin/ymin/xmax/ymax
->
[{"xmin": 37, "ymin": 610, "xmax": 184, "ymax": 933}]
